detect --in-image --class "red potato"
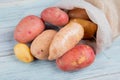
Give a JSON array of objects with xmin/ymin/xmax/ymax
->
[
  {"xmin": 14, "ymin": 15, "xmax": 45, "ymax": 43},
  {"xmin": 31, "ymin": 30, "xmax": 57, "ymax": 60},
  {"xmin": 56, "ymin": 44, "xmax": 95, "ymax": 71},
  {"xmin": 48, "ymin": 21, "xmax": 84, "ymax": 60},
  {"xmin": 41, "ymin": 7, "xmax": 69, "ymax": 27}
]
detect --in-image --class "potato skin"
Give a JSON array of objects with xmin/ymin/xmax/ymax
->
[
  {"xmin": 14, "ymin": 43, "xmax": 34, "ymax": 63},
  {"xmin": 14, "ymin": 15, "xmax": 45, "ymax": 43},
  {"xmin": 30, "ymin": 30, "xmax": 57, "ymax": 60},
  {"xmin": 48, "ymin": 21, "xmax": 84, "ymax": 60},
  {"xmin": 68, "ymin": 8, "xmax": 90, "ymax": 20},
  {"xmin": 71, "ymin": 18, "xmax": 97, "ymax": 39},
  {"xmin": 41, "ymin": 7, "xmax": 69, "ymax": 27},
  {"xmin": 56, "ymin": 44, "xmax": 95, "ymax": 71}
]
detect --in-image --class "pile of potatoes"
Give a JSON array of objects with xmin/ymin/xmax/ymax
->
[{"xmin": 14, "ymin": 7, "xmax": 97, "ymax": 71}]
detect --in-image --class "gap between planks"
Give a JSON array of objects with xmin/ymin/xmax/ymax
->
[{"xmin": 79, "ymin": 71, "xmax": 120, "ymax": 80}]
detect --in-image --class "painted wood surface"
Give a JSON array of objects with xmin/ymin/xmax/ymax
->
[{"xmin": 0, "ymin": 0, "xmax": 120, "ymax": 80}]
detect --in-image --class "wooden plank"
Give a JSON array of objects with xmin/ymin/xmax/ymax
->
[
  {"xmin": 0, "ymin": 52, "xmax": 120, "ymax": 80},
  {"xmin": 0, "ymin": 0, "xmax": 58, "ymax": 8},
  {"xmin": 80, "ymin": 73, "xmax": 120, "ymax": 80}
]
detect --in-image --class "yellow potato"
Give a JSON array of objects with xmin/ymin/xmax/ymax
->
[
  {"xmin": 49, "ymin": 21, "xmax": 84, "ymax": 60},
  {"xmin": 14, "ymin": 43, "xmax": 34, "ymax": 63},
  {"xmin": 71, "ymin": 18, "xmax": 98, "ymax": 39},
  {"xmin": 30, "ymin": 30, "xmax": 57, "ymax": 60}
]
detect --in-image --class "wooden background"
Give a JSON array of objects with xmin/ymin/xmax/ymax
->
[{"xmin": 0, "ymin": 0, "xmax": 120, "ymax": 80}]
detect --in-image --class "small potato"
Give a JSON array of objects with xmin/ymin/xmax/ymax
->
[
  {"xmin": 14, "ymin": 43, "xmax": 34, "ymax": 63},
  {"xmin": 68, "ymin": 8, "xmax": 90, "ymax": 20},
  {"xmin": 41, "ymin": 7, "xmax": 69, "ymax": 27},
  {"xmin": 31, "ymin": 30, "xmax": 57, "ymax": 60},
  {"xmin": 56, "ymin": 44, "xmax": 95, "ymax": 71},
  {"xmin": 49, "ymin": 21, "xmax": 84, "ymax": 60},
  {"xmin": 14, "ymin": 15, "xmax": 45, "ymax": 43},
  {"xmin": 71, "ymin": 18, "xmax": 97, "ymax": 39}
]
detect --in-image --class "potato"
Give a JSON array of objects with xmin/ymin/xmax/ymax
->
[
  {"xmin": 48, "ymin": 21, "xmax": 84, "ymax": 60},
  {"xmin": 41, "ymin": 7, "xmax": 69, "ymax": 27},
  {"xmin": 71, "ymin": 18, "xmax": 97, "ymax": 39},
  {"xmin": 14, "ymin": 43, "xmax": 34, "ymax": 63},
  {"xmin": 56, "ymin": 44, "xmax": 95, "ymax": 71},
  {"xmin": 14, "ymin": 15, "xmax": 45, "ymax": 43},
  {"xmin": 31, "ymin": 30, "xmax": 57, "ymax": 60},
  {"xmin": 68, "ymin": 8, "xmax": 90, "ymax": 20}
]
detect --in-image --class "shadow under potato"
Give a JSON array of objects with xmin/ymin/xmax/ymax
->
[{"xmin": 45, "ymin": 23, "xmax": 60, "ymax": 31}]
